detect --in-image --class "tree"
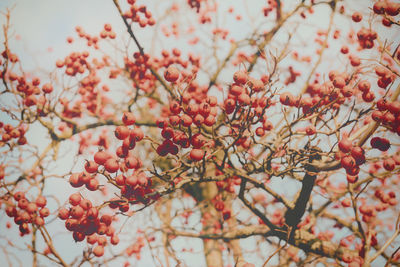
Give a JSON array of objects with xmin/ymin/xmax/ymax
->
[{"xmin": 0, "ymin": 0, "xmax": 400, "ymax": 266}]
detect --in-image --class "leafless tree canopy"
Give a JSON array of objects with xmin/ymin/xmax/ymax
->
[{"xmin": 0, "ymin": 0, "xmax": 400, "ymax": 266}]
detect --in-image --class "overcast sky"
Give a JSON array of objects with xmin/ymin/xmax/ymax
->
[{"xmin": 0, "ymin": 0, "xmax": 399, "ymax": 266}]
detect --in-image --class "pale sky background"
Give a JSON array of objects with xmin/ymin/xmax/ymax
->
[{"xmin": 0, "ymin": 0, "xmax": 399, "ymax": 266}]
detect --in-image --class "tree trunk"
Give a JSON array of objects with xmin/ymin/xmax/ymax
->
[{"xmin": 199, "ymin": 182, "xmax": 224, "ymax": 267}]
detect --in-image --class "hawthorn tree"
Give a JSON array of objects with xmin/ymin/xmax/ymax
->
[{"xmin": 0, "ymin": 0, "xmax": 400, "ymax": 266}]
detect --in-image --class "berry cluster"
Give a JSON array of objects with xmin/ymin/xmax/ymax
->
[
  {"xmin": 153, "ymin": 66, "xmax": 222, "ymax": 161},
  {"xmin": 70, "ymin": 111, "xmax": 159, "ymax": 218},
  {"xmin": 74, "ymin": 26, "xmax": 100, "ymax": 49},
  {"xmin": 212, "ymin": 195, "xmax": 231, "ymax": 220},
  {"xmin": 0, "ymin": 123, "xmax": 27, "ymax": 146},
  {"xmin": 56, "ymin": 50, "xmax": 90, "ymax": 76},
  {"xmin": 373, "ymin": 1, "xmax": 400, "ymax": 26},
  {"xmin": 337, "ymin": 138, "xmax": 366, "ymax": 183},
  {"xmin": 100, "ymin": 24, "xmax": 116, "ymax": 39},
  {"xmin": 124, "ymin": 0, "xmax": 155, "ymax": 27},
  {"xmin": 58, "ymin": 193, "xmax": 119, "ymax": 257},
  {"xmin": 5, "ymin": 192, "xmax": 49, "ymax": 235},
  {"xmin": 370, "ymin": 137, "xmax": 391, "ymax": 152},
  {"xmin": 356, "ymin": 28, "xmax": 377, "ymax": 49},
  {"xmin": 0, "ymin": 49, "xmax": 18, "ymax": 64},
  {"xmin": 215, "ymin": 173, "xmax": 241, "ymax": 194},
  {"xmin": 372, "ymin": 97, "xmax": 400, "ymax": 136},
  {"xmin": 263, "ymin": 0, "xmax": 278, "ymax": 17},
  {"xmin": 5, "ymin": 70, "xmax": 55, "ymax": 110}
]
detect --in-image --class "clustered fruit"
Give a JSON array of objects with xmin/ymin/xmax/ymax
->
[
  {"xmin": 124, "ymin": 0, "xmax": 155, "ymax": 27},
  {"xmin": 337, "ymin": 137, "xmax": 366, "ymax": 183},
  {"xmin": 373, "ymin": 1, "xmax": 400, "ymax": 27},
  {"xmin": 5, "ymin": 192, "xmax": 49, "ymax": 236},
  {"xmin": 58, "ymin": 193, "xmax": 119, "ymax": 257},
  {"xmin": 0, "ymin": 123, "xmax": 27, "ymax": 146}
]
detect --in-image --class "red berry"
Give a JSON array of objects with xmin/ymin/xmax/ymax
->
[
  {"xmin": 130, "ymin": 128, "xmax": 144, "ymax": 141},
  {"xmin": 341, "ymin": 155, "xmax": 356, "ymax": 170},
  {"xmin": 180, "ymin": 114, "xmax": 193, "ymax": 127},
  {"xmin": 233, "ymin": 70, "xmax": 247, "ymax": 84},
  {"xmin": 362, "ymin": 91, "xmax": 375, "ymax": 102},
  {"xmin": 34, "ymin": 217, "xmax": 45, "ymax": 226},
  {"xmin": 371, "ymin": 110, "xmax": 383, "ymax": 122},
  {"xmin": 39, "ymin": 207, "xmax": 50, "ymax": 217},
  {"xmin": 73, "ymin": 231, "xmax": 85, "ymax": 242},
  {"xmin": 115, "ymin": 174, "xmax": 126, "ymax": 185},
  {"xmin": 26, "ymin": 202, "xmax": 38, "ymax": 213},
  {"xmin": 204, "ymin": 115, "xmax": 216, "ymax": 126},
  {"xmin": 169, "ymin": 101, "xmax": 181, "ymax": 114},
  {"xmin": 14, "ymin": 191, "xmax": 25, "ymax": 201},
  {"xmin": 373, "ymin": 1, "xmax": 386, "ymax": 14},
  {"xmin": 222, "ymin": 209, "xmax": 231, "ymax": 220},
  {"xmin": 346, "ymin": 166, "xmax": 360, "ymax": 176},
  {"xmin": 122, "ymin": 112, "xmax": 136, "ymax": 125},
  {"xmin": 352, "ymin": 12, "xmax": 362, "ymax": 22},
  {"xmin": 340, "ymin": 46, "xmax": 349, "ymax": 54},
  {"xmin": 338, "ymin": 138, "xmax": 352, "ymax": 153},
  {"xmin": 190, "ymin": 149, "xmax": 205, "ymax": 161},
  {"xmin": 87, "ymin": 234, "xmax": 98, "ymax": 245},
  {"xmin": 104, "ymin": 158, "xmax": 119, "ymax": 173},
  {"xmin": 351, "ymin": 147, "xmax": 365, "ymax": 165},
  {"xmin": 370, "ymin": 137, "xmax": 390, "ymax": 151},
  {"xmin": 36, "ymin": 196, "xmax": 47, "ymax": 208},
  {"xmin": 85, "ymin": 161, "xmax": 98, "ymax": 173},
  {"xmin": 70, "ymin": 206, "xmax": 84, "ymax": 219},
  {"xmin": 126, "ymin": 175, "xmax": 138, "ymax": 186},
  {"xmin": 255, "ymin": 127, "xmax": 265, "ymax": 137},
  {"xmin": 122, "ymin": 137, "xmax": 136, "ymax": 150},
  {"xmin": 69, "ymin": 193, "xmax": 82, "ymax": 206},
  {"xmin": 110, "ymin": 235, "xmax": 119, "ymax": 245},
  {"xmin": 358, "ymin": 80, "xmax": 370, "ymax": 92},
  {"xmin": 383, "ymin": 158, "xmax": 395, "ymax": 171},
  {"xmin": 385, "ymin": 2, "xmax": 400, "ymax": 16},
  {"xmin": 342, "ymin": 251, "xmax": 353, "ymax": 263},
  {"xmin": 333, "ymin": 76, "xmax": 346, "ymax": 89},
  {"xmin": 341, "ymin": 198, "xmax": 351, "ymax": 207},
  {"xmin": 115, "ymin": 126, "xmax": 130, "ymax": 140},
  {"xmin": 388, "ymin": 101, "xmax": 400, "ymax": 115},
  {"xmin": 164, "ymin": 66, "xmax": 180, "ymax": 82},
  {"xmin": 238, "ymin": 93, "xmax": 250, "ymax": 105},
  {"xmin": 79, "ymin": 172, "xmax": 91, "ymax": 184},
  {"xmin": 161, "ymin": 127, "xmax": 174, "ymax": 139},
  {"xmin": 87, "ymin": 207, "xmax": 99, "ymax": 220},
  {"xmin": 230, "ymin": 84, "xmax": 244, "ymax": 96},
  {"xmin": 94, "ymin": 151, "xmax": 109, "ymax": 165},
  {"xmin": 58, "ymin": 208, "xmax": 70, "ymax": 220},
  {"xmin": 100, "ymin": 214, "xmax": 113, "ymax": 226},
  {"xmin": 193, "ymin": 114, "xmax": 204, "ymax": 126},
  {"xmin": 79, "ymin": 199, "xmax": 92, "ymax": 210},
  {"xmin": 280, "ymin": 92, "xmax": 294, "ymax": 106},
  {"xmin": 249, "ymin": 78, "xmax": 264, "ymax": 92},
  {"xmin": 116, "ymin": 146, "xmax": 128, "ymax": 158},
  {"xmin": 125, "ymin": 156, "xmax": 140, "ymax": 169},
  {"xmin": 42, "ymin": 83, "xmax": 53, "ymax": 94},
  {"xmin": 157, "ymin": 143, "xmax": 168, "ymax": 156},
  {"xmin": 305, "ymin": 125, "xmax": 316, "ymax": 135},
  {"xmin": 86, "ymin": 178, "xmax": 99, "ymax": 191},
  {"xmin": 346, "ymin": 174, "xmax": 358, "ymax": 183},
  {"xmin": 93, "ymin": 245, "xmax": 104, "ymax": 257}
]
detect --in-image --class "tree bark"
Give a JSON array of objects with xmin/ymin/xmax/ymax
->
[
  {"xmin": 199, "ymin": 182, "xmax": 224, "ymax": 267},
  {"xmin": 226, "ymin": 199, "xmax": 245, "ymax": 265}
]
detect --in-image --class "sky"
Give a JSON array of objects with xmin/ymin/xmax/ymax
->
[{"xmin": 0, "ymin": 0, "xmax": 399, "ymax": 266}]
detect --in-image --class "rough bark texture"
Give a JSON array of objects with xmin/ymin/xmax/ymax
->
[
  {"xmin": 199, "ymin": 182, "xmax": 223, "ymax": 267},
  {"xmin": 276, "ymin": 229, "xmax": 359, "ymax": 260},
  {"xmin": 226, "ymin": 200, "xmax": 244, "ymax": 265}
]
